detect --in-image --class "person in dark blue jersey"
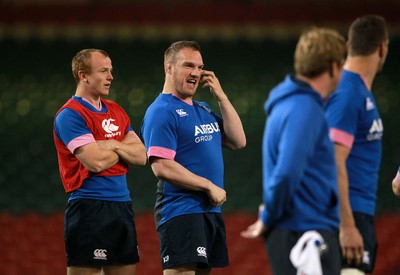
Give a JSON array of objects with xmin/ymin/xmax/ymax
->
[
  {"xmin": 141, "ymin": 40, "xmax": 246, "ymax": 275},
  {"xmin": 241, "ymin": 28, "xmax": 346, "ymax": 275},
  {"xmin": 53, "ymin": 49, "xmax": 147, "ymax": 275},
  {"xmin": 325, "ymin": 15, "xmax": 389, "ymax": 275}
]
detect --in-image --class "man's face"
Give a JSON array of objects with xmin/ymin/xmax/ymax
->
[
  {"xmin": 170, "ymin": 48, "xmax": 204, "ymax": 99},
  {"xmin": 84, "ymin": 52, "xmax": 113, "ymax": 97}
]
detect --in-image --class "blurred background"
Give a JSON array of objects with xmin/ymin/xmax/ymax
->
[{"xmin": 1, "ymin": 0, "xmax": 400, "ymax": 274}]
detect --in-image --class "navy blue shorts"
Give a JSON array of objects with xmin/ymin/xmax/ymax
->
[
  {"xmin": 265, "ymin": 228, "xmax": 341, "ymax": 275},
  {"xmin": 157, "ymin": 213, "xmax": 229, "ymax": 269},
  {"xmin": 65, "ymin": 199, "xmax": 140, "ymax": 267},
  {"xmin": 342, "ymin": 212, "xmax": 377, "ymax": 273}
]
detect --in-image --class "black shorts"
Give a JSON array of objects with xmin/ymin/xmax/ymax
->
[
  {"xmin": 157, "ymin": 213, "xmax": 229, "ymax": 270},
  {"xmin": 65, "ymin": 199, "xmax": 140, "ymax": 267},
  {"xmin": 341, "ymin": 212, "xmax": 377, "ymax": 273},
  {"xmin": 265, "ymin": 228, "xmax": 341, "ymax": 275}
]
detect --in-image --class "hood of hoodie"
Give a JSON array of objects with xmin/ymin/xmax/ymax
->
[{"xmin": 264, "ymin": 74, "xmax": 323, "ymax": 115}]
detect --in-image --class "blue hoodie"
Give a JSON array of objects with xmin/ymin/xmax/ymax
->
[{"xmin": 261, "ymin": 74, "xmax": 339, "ymax": 232}]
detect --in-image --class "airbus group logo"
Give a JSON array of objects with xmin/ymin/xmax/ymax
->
[
  {"xmin": 367, "ymin": 118, "xmax": 383, "ymax": 141},
  {"xmin": 194, "ymin": 122, "xmax": 220, "ymax": 143},
  {"xmin": 102, "ymin": 118, "xmax": 122, "ymax": 138},
  {"xmin": 197, "ymin": 247, "xmax": 207, "ymax": 258},
  {"xmin": 93, "ymin": 249, "xmax": 107, "ymax": 260}
]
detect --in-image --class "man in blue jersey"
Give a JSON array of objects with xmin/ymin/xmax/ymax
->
[
  {"xmin": 241, "ymin": 28, "xmax": 346, "ymax": 275},
  {"xmin": 325, "ymin": 15, "xmax": 389, "ymax": 275},
  {"xmin": 53, "ymin": 49, "xmax": 147, "ymax": 275},
  {"xmin": 141, "ymin": 40, "xmax": 246, "ymax": 274}
]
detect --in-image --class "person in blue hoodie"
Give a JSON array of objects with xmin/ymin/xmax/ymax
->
[{"xmin": 241, "ymin": 27, "xmax": 346, "ymax": 275}]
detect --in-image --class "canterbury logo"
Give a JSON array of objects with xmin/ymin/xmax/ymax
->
[
  {"xmin": 93, "ymin": 249, "xmax": 107, "ymax": 260},
  {"xmin": 176, "ymin": 109, "xmax": 188, "ymax": 117},
  {"xmin": 197, "ymin": 246, "xmax": 207, "ymax": 258},
  {"xmin": 366, "ymin": 97, "xmax": 375, "ymax": 111},
  {"xmin": 102, "ymin": 118, "xmax": 119, "ymax": 133},
  {"xmin": 163, "ymin": 255, "xmax": 169, "ymax": 263}
]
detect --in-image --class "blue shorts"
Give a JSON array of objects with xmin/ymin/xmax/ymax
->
[
  {"xmin": 65, "ymin": 199, "xmax": 140, "ymax": 267},
  {"xmin": 157, "ymin": 213, "xmax": 229, "ymax": 269},
  {"xmin": 342, "ymin": 212, "xmax": 377, "ymax": 273}
]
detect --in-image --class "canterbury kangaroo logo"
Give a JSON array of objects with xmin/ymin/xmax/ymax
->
[
  {"xmin": 93, "ymin": 249, "xmax": 107, "ymax": 260},
  {"xmin": 102, "ymin": 118, "xmax": 119, "ymax": 133},
  {"xmin": 197, "ymin": 246, "xmax": 207, "ymax": 257}
]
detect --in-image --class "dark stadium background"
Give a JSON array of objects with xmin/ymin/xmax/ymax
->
[{"xmin": 1, "ymin": 1, "xmax": 399, "ymax": 274}]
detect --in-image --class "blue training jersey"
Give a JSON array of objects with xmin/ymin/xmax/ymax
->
[
  {"xmin": 325, "ymin": 70, "xmax": 383, "ymax": 216},
  {"xmin": 54, "ymin": 96, "xmax": 132, "ymax": 202},
  {"xmin": 141, "ymin": 93, "xmax": 224, "ymax": 228}
]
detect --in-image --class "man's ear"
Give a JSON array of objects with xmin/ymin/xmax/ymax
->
[
  {"xmin": 378, "ymin": 41, "xmax": 388, "ymax": 58},
  {"xmin": 328, "ymin": 62, "xmax": 334, "ymax": 78},
  {"xmin": 78, "ymin": 70, "xmax": 88, "ymax": 83},
  {"xmin": 164, "ymin": 63, "xmax": 172, "ymax": 75},
  {"xmin": 329, "ymin": 62, "xmax": 342, "ymax": 78}
]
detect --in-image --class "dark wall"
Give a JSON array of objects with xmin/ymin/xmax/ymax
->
[{"xmin": 1, "ymin": 37, "xmax": 399, "ymax": 214}]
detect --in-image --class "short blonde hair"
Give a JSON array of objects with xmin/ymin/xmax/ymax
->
[
  {"xmin": 71, "ymin": 49, "xmax": 109, "ymax": 83},
  {"xmin": 164, "ymin": 40, "xmax": 201, "ymax": 65},
  {"xmin": 294, "ymin": 27, "xmax": 346, "ymax": 78}
]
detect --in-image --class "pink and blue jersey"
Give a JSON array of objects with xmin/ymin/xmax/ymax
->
[
  {"xmin": 141, "ymin": 94, "xmax": 224, "ymax": 229},
  {"xmin": 326, "ymin": 70, "xmax": 383, "ymax": 216},
  {"xmin": 53, "ymin": 96, "xmax": 133, "ymax": 202}
]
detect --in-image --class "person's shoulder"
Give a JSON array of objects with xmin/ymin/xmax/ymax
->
[
  {"xmin": 56, "ymin": 105, "xmax": 81, "ymax": 120},
  {"xmin": 330, "ymin": 81, "xmax": 364, "ymax": 108},
  {"xmin": 295, "ymin": 94, "xmax": 322, "ymax": 112},
  {"xmin": 337, "ymin": 70, "xmax": 365, "ymax": 94},
  {"xmin": 193, "ymin": 100, "xmax": 213, "ymax": 111},
  {"xmin": 148, "ymin": 95, "xmax": 171, "ymax": 111},
  {"xmin": 144, "ymin": 95, "xmax": 176, "ymax": 120},
  {"xmin": 55, "ymin": 108, "xmax": 83, "ymax": 131}
]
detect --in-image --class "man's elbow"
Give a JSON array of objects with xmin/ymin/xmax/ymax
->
[
  {"xmin": 150, "ymin": 160, "xmax": 170, "ymax": 180},
  {"xmin": 136, "ymin": 155, "xmax": 148, "ymax": 166},
  {"xmin": 136, "ymin": 147, "xmax": 148, "ymax": 166},
  {"xmin": 230, "ymin": 137, "xmax": 247, "ymax": 150},
  {"xmin": 236, "ymin": 138, "xmax": 247, "ymax": 150}
]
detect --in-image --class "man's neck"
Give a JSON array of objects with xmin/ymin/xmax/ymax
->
[
  {"xmin": 296, "ymin": 74, "xmax": 331, "ymax": 99},
  {"xmin": 343, "ymin": 55, "xmax": 379, "ymax": 91},
  {"xmin": 161, "ymin": 82, "xmax": 193, "ymax": 104},
  {"xmin": 75, "ymin": 88, "xmax": 101, "ymax": 109}
]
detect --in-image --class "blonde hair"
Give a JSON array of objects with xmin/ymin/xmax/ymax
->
[
  {"xmin": 294, "ymin": 27, "xmax": 346, "ymax": 78},
  {"xmin": 164, "ymin": 40, "xmax": 201, "ymax": 65},
  {"xmin": 71, "ymin": 49, "xmax": 109, "ymax": 83}
]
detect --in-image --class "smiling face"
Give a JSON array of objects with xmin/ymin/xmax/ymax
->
[
  {"xmin": 80, "ymin": 51, "xmax": 113, "ymax": 98},
  {"xmin": 167, "ymin": 48, "xmax": 204, "ymax": 100}
]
